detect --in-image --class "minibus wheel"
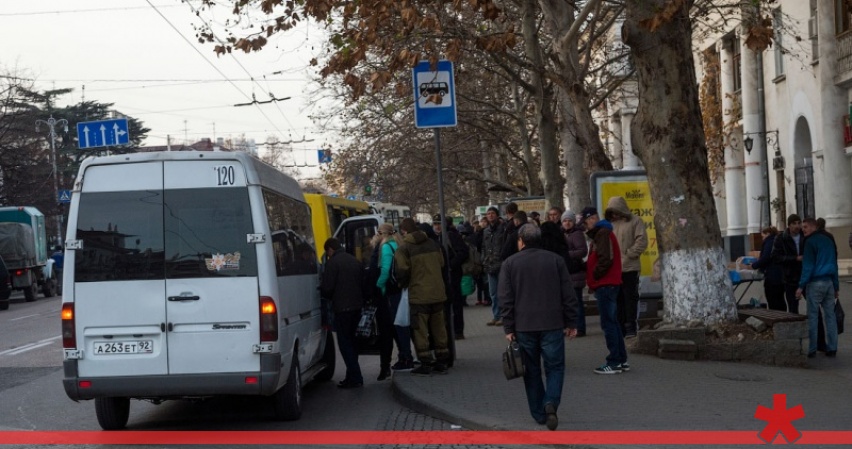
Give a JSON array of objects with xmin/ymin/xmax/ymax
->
[
  {"xmin": 95, "ymin": 397, "xmax": 130, "ymax": 430},
  {"xmin": 272, "ymin": 355, "xmax": 302, "ymax": 421}
]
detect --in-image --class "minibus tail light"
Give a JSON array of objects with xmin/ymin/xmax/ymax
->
[
  {"xmin": 259, "ymin": 296, "xmax": 278, "ymax": 342},
  {"xmin": 61, "ymin": 303, "xmax": 76, "ymax": 348}
]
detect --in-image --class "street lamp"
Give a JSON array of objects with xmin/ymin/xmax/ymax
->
[
  {"xmin": 743, "ymin": 130, "xmax": 780, "ymax": 156},
  {"xmin": 742, "ymin": 130, "xmax": 781, "ymax": 228},
  {"xmin": 35, "ymin": 115, "xmax": 68, "ymax": 245}
]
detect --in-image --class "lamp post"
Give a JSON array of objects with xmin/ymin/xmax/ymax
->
[
  {"xmin": 35, "ymin": 115, "xmax": 68, "ymax": 245},
  {"xmin": 743, "ymin": 130, "xmax": 780, "ymax": 228}
]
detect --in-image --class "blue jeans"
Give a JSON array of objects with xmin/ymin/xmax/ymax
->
[
  {"xmin": 575, "ymin": 287, "xmax": 586, "ymax": 335},
  {"xmin": 595, "ymin": 285, "xmax": 627, "ymax": 366},
  {"xmin": 333, "ymin": 310, "xmax": 363, "ymax": 383},
  {"xmin": 516, "ymin": 330, "xmax": 565, "ymax": 423},
  {"xmin": 388, "ymin": 290, "xmax": 413, "ymax": 362},
  {"xmin": 805, "ymin": 279, "xmax": 838, "ymax": 354},
  {"xmin": 488, "ymin": 272, "xmax": 500, "ymax": 320}
]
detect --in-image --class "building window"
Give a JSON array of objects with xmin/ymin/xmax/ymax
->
[
  {"xmin": 773, "ymin": 9, "xmax": 786, "ymax": 77},
  {"xmin": 731, "ymin": 38, "xmax": 742, "ymax": 92},
  {"xmin": 836, "ymin": 0, "xmax": 851, "ymax": 34}
]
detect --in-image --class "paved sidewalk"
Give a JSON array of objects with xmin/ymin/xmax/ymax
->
[{"xmin": 391, "ymin": 287, "xmax": 851, "ymax": 439}]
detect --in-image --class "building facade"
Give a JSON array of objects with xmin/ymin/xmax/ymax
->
[{"xmin": 600, "ymin": 0, "xmax": 852, "ymax": 261}]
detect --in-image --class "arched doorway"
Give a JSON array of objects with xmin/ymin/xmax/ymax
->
[{"xmin": 793, "ymin": 116, "xmax": 815, "ymax": 219}]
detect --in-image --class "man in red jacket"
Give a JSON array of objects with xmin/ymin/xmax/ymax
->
[{"xmin": 582, "ymin": 207, "xmax": 627, "ymax": 375}]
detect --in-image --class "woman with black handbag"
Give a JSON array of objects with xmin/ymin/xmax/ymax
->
[{"xmin": 366, "ymin": 229, "xmax": 397, "ymax": 380}]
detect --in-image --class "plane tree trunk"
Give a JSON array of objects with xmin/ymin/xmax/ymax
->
[{"xmin": 622, "ymin": 0, "xmax": 737, "ymax": 326}]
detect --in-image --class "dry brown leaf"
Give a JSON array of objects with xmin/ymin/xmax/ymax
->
[
  {"xmin": 638, "ymin": 0, "xmax": 686, "ymax": 33},
  {"xmin": 743, "ymin": 17, "xmax": 775, "ymax": 52}
]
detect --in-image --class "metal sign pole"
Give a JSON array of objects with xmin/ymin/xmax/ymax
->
[
  {"xmin": 434, "ymin": 126, "xmax": 456, "ymax": 362},
  {"xmin": 434, "ymin": 128, "xmax": 448, "ymax": 250}
]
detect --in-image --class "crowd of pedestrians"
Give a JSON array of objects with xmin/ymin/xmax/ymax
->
[{"xmin": 319, "ymin": 201, "xmax": 843, "ymax": 431}]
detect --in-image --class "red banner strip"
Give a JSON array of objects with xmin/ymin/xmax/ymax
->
[{"xmin": 0, "ymin": 431, "xmax": 850, "ymax": 445}]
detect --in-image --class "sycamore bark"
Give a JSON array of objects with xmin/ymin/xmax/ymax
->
[{"xmin": 622, "ymin": 0, "xmax": 737, "ymax": 325}]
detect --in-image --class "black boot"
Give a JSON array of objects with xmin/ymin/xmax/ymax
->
[{"xmin": 377, "ymin": 367, "xmax": 391, "ymax": 381}]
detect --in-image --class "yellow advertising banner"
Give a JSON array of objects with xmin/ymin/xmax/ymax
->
[{"xmin": 600, "ymin": 181, "xmax": 657, "ymax": 277}]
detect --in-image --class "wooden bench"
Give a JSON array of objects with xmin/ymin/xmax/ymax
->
[{"xmin": 737, "ymin": 308, "xmax": 806, "ymax": 325}]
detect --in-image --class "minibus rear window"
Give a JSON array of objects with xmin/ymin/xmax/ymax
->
[
  {"xmin": 75, "ymin": 191, "xmax": 166, "ymax": 282},
  {"xmin": 164, "ymin": 188, "xmax": 258, "ymax": 278}
]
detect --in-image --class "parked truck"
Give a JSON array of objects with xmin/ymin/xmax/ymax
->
[{"xmin": 0, "ymin": 206, "xmax": 58, "ymax": 309}]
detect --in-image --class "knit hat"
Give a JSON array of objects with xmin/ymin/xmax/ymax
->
[
  {"xmin": 580, "ymin": 206, "xmax": 598, "ymax": 222},
  {"xmin": 561, "ymin": 209, "xmax": 576, "ymax": 223},
  {"xmin": 787, "ymin": 214, "xmax": 802, "ymax": 225}
]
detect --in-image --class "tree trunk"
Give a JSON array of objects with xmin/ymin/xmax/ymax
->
[
  {"xmin": 512, "ymin": 82, "xmax": 541, "ymax": 196},
  {"xmin": 539, "ymin": 0, "xmax": 611, "ymax": 210},
  {"xmin": 622, "ymin": 0, "xmax": 737, "ymax": 326},
  {"xmin": 557, "ymin": 88, "xmax": 590, "ymax": 211},
  {"xmin": 522, "ymin": 0, "xmax": 563, "ymax": 206}
]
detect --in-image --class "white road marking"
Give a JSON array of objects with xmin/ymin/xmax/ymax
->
[
  {"xmin": 0, "ymin": 335, "xmax": 61, "ymax": 357},
  {"xmin": 9, "ymin": 314, "xmax": 39, "ymax": 321}
]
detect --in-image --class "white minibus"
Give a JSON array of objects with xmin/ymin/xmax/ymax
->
[{"xmin": 61, "ymin": 151, "xmax": 334, "ymax": 429}]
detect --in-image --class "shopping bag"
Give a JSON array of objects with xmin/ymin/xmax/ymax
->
[
  {"xmin": 460, "ymin": 274, "xmax": 475, "ymax": 296},
  {"xmin": 356, "ymin": 305, "xmax": 378, "ymax": 338},
  {"xmin": 502, "ymin": 341, "xmax": 525, "ymax": 380},
  {"xmin": 394, "ymin": 289, "xmax": 410, "ymax": 327}
]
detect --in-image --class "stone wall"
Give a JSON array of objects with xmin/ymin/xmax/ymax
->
[{"xmin": 630, "ymin": 321, "xmax": 807, "ymax": 367}]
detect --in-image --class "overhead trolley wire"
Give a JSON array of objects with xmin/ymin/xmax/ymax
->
[
  {"xmin": 144, "ymin": 0, "xmax": 288, "ymax": 141},
  {"xmin": 181, "ymin": 1, "xmax": 302, "ymax": 136},
  {"xmin": 0, "ymin": 4, "xmax": 180, "ymax": 17}
]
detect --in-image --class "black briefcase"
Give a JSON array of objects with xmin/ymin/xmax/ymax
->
[{"xmin": 502, "ymin": 341, "xmax": 525, "ymax": 380}]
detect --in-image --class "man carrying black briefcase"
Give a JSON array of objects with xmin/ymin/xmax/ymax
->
[{"xmin": 499, "ymin": 224, "xmax": 578, "ymax": 431}]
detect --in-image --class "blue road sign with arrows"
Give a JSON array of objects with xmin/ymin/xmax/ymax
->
[
  {"xmin": 413, "ymin": 60, "xmax": 457, "ymax": 128},
  {"xmin": 76, "ymin": 118, "xmax": 130, "ymax": 149}
]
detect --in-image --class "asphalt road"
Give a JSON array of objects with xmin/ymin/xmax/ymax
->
[{"xmin": 0, "ymin": 294, "xmax": 508, "ymax": 449}]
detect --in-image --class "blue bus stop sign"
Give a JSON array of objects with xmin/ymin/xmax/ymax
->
[{"xmin": 412, "ymin": 60, "xmax": 457, "ymax": 128}]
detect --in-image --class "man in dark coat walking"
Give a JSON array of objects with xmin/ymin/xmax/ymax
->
[
  {"xmin": 320, "ymin": 238, "xmax": 365, "ymax": 388},
  {"xmin": 500, "ymin": 224, "xmax": 578, "ymax": 431}
]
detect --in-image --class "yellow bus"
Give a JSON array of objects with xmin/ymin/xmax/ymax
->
[{"xmin": 304, "ymin": 194, "xmax": 373, "ymax": 261}]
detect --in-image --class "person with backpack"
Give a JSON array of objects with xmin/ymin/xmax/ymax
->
[
  {"xmin": 365, "ymin": 232, "xmax": 394, "ymax": 381},
  {"xmin": 395, "ymin": 218, "xmax": 450, "ymax": 376},
  {"xmin": 433, "ymin": 215, "xmax": 469, "ymax": 340},
  {"xmin": 375, "ymin": 223, "xmax": 415, "ymax": 372}
]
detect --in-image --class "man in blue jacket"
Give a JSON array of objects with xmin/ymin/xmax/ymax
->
[{"xmin": 796, "ymin": 218, "xmax": 839, "ymax": 358}]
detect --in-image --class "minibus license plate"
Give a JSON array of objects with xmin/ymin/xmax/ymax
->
[{"xmin": 94, "ymin": 340, "xmax": 153, "ymax": 355}]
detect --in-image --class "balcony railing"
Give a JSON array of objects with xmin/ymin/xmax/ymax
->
[{"xmin": 837, "ymin": 31, "xmax": 852, "ymax": 76}]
